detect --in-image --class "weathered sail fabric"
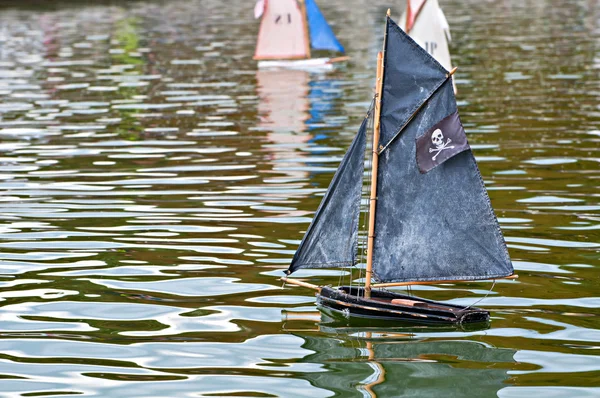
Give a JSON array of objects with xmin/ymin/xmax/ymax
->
[
  {"xmin": 305, "ymin": 0, "xmax": 345, "ymax": 53},
  {"xmin": 287, "ymin": 112, "xmax": 369, "ymax": 274},
  {"xmin": 372, "ymin": 18, "xmax": 513, "ymax": 283},
  {"xmin": 254, "ymin": 0, "xmax": 309, "ymax": 60}
]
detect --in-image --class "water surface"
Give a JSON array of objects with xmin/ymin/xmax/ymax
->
[{"xmin": 0, "ymin": 0, "xmax": 599, "ymax": 396}]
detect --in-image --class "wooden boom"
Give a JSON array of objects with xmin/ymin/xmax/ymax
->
[{"xmin": 280, "ymin": 277, "xmax": 321, "ymax": 292}]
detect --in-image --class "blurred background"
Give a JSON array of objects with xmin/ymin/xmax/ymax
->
[{"xmin": 0, "ymin": 0, "xmax": 599, "ymax": 396}]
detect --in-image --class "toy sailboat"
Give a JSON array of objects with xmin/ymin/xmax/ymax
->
[
  {"xmin": 281, "ymin": 11, "xmax": 517, "ymax": 325},
  {"xmin": 253, "ymin": 0, "xmax": 348, "ymax": 69}
]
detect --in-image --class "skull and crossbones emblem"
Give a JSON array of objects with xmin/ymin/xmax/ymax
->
[{"xmin": 428, "ymin": 129, "xmax": 455, "ymax": 160}]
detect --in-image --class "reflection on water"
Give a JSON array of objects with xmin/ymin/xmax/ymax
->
[
  {"xmin": 284, "ymin": 312, "xmax": 515, "ymax": 397},
  {"xmin": 0, "ymin": 0, "xmax": 599, "ymax": 397},
  {"xmin": 257, "ymin": 69, "xmax": 311, "ymax": 183}
]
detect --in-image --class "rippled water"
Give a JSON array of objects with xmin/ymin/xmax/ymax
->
[{"xmin": 0, "ymin": 0, "xmax": 599, "ymax": 396}]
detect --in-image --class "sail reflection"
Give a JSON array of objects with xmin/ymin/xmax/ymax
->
[
  {"xmin": 256, "ymin": 69, "xmax": 311, "ymax": 183},
  {"xmin": 256, "ymin": 69, "xmax": 310, "ymax": 134},
  {"xmin": 283, "ymin": 310, "xmax": 516, "ymax": 397},
  {"xmin": 256, "ymin": 69, "xmax": 343, "ymax": 184}
]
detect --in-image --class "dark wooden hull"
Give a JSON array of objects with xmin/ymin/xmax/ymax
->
[{"xmin": 316, "ymin": 286, "xmax": 490, "ymax": 325}]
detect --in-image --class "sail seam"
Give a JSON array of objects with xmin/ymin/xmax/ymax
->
[
  {"xmin": 375, "ymin": 273, "xmax": 513, "ymax": 284},
  {"xmin": 293, "ymin": 261, "xmax": 355, "ymax": 267}
]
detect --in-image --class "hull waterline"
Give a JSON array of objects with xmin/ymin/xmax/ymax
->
[
  {"xmin": 317, "ymin": 286, "xmax": 490, "ymax": 325},
  {"xmin": 257, "ymin": 57, "xmax": 348, "ymax": 71}
]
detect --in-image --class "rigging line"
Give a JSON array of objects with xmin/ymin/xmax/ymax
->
[
  {"xmin": 357, "ymin": 99, "xmax": 375, "ymax": 298},
  {"xmin": 465, "ymin": 279, "xmax": 497, "ymax": 310},
  {"xmin": 357, "ymin": 147, "xmax": 368, "ymax": 291},
  {"xmin": 359, "ymin": 173, "xmax": 369, "ymax": 292},
  {"xmin": 350, "ymin": 98, "xmax": 372, "ymax": 290},
  {"xmin": 363, "ymin": 100, "xmax": 376, "ymax": 296},
  {"xmin": 377, "ymin": 67, "xmax": 457, "ymax": 155}
]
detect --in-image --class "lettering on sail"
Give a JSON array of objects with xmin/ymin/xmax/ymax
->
[
  {"xmin": 275, "ymin": 14, "xmax": 293, "ymax": 24},
  {"xmin": 424, "ymin": 41, "xmax": 438, "ymax": 56}
]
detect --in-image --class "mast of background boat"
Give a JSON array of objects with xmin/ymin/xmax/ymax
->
[
  {"xmin": 404, "ymin": 0, "xmax": 427, "ymax": 34},
  {"xmin": 364, "ymin": 10, "xmax": 390, "ymax": 299},
  {"xmin": 300, "ymin": 0, "xmax": 312, "ymax": 59}
]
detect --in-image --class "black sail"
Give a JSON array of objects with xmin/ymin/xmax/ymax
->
[
  {"xmin": 287, "ymin": 114, "xmax": 369, "ymax": 274},
  {"xmin": 372, "ymin": 18, "xmax": 513, "ymax": 283}
]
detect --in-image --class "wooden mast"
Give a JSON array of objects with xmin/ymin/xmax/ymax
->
[
  {"xmin": 364, "ymin": 10, "xmax": 390, "ymax": 299},
  {"xmin": 300, "ymin": 0, "xmax": 312, "ymax": 59}
]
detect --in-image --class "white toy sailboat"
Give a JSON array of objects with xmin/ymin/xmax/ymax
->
[
  {"xmin": 281, "ymin": 10, "xmax": 517, "ymax": 325},
  {"xmin": 254, "ymin": 0, "xmax": 348, "ymax": 70}
]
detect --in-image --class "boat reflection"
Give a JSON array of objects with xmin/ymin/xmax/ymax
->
[
  {"xmin": 256, "ymin": 69, "xmax": 311, "ymax": 134},
  {"xmin": 282, "ymin": 307, "xmax": 490, "ymax": 335},
  {"xmin": 255, "ymin": 69, "xmax": 343, "ymax": 185},
  {"xmin": 256, "ymin": 69, "xmax": 311, "ymax": 184},
  {"xmin": 283, "ymin": 310, "xmax": 515, "ymax": 397}
]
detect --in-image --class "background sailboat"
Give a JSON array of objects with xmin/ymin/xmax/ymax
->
[
  {"xmin": 281, "ymin": 12, "xmax": 516, "ymax": 325},
  {"xmin": 254, "ymin": 0, "xmax": 348, "ymax": 70}
]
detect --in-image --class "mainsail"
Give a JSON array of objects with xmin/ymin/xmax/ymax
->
[
  {"xmin": 305, "ymin": 0, "xmax": 345, "ymax": 53},
  {"xmin": 254, "ymin": 0, "xmax": 310, "ymax": 60},
  {"xmin": 372, "ymin": 18, "xmax": 513, "ymax": 283},
  {"xmin": 286, "ymin": 111, "xmax": 370, "ymax": 273}
]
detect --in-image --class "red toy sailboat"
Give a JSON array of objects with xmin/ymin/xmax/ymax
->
[{"xmin": 254, "ymin": 0, "xmax": 348, "ymax": 70}]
